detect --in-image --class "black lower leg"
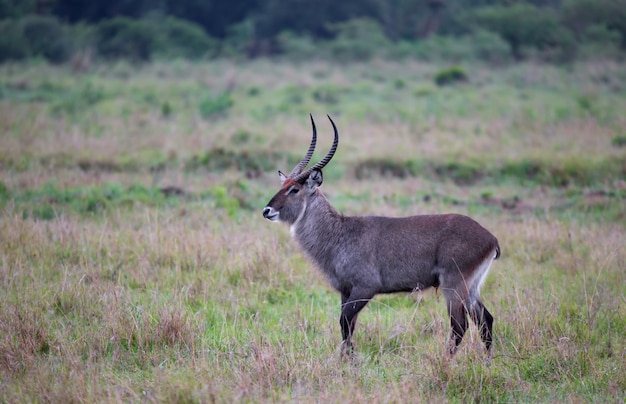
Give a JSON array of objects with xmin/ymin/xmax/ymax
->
[
  {"xmin": 339, "ymin": 290, "xmax": 372, "ymax": 352},
  {"xmin": 448, "ymin": 302, "xmax": 468, "ymax": 354},
  {"xmin": 470, "ymin": 301, "xmax": 494, "ymax": 351}
]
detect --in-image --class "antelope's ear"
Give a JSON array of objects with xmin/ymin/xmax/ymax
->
[
  {"xmin": 305, "ymin": 169, "xmax": 323, "ymax": 192},
  {"xmin": 278, "ymin": 170, "xmax": 288, "ymax": 184}
]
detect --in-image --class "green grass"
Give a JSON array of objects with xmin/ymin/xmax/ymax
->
[{"xmin": 1, "ymin": 59, "xmax": 625, "ymax": 402}]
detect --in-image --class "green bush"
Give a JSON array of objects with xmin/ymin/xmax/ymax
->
[
  {"xmin": 220, "ymin": 18, "xmax": 256, "ymax": 58},
  {"xmin": 20, "ymin": 15, "xmax": 71, "ymax": 63},
  {"xmin": 562, "ymin": 0, "xmax": 626, "ymax": 49},
  {"xmin": 404, "ymin": 36, "xmax": 474, "ymax": 62},
  {"xmin": 434, "ymin": 66, "xmax": 468, "ymax": 86},
  {"xmin": 95, "ymin": 18, "xmax": 156, "ymax": 61},
  {"xmin": 402, "ymin": 32, "xmax": 511, "ymax": 64},
  {"xmin": 533, "ymin": 25, "xmax": 578, "ymax": 63},
  {"xmin": 311, "ymin": 84, "xmax": 341, "ymax": 104},
  {"xmin": 0, "ymin": 19, "xmax": 29, "ymax": 61},
  {"xmin": 276, "ymin": 31, "xmax": 319, "ymax": 61},
  {"xmin": 0, "ymin": 0, "xmax": 36, "ymax": 19},
  {"xmin": 612, "ymin": 135, "xmax": 626, "ymax": 148},
  {"xmin": 153, "ymin": 16, "xmax": 218, "ymax": 60},
  {"xmin": 583, "ymin": 24, "xmax": 621, "ymax": 46},
  {"xmin": 161, "ymin": 101, "xmax": 172, "ymax": 118},
  {"xmin": 327, "ymin": 18, "xmax": 390, "ymax": 62},
  {"xmin": 0, "ymin": 15, "xmax": 71, "ymax": 63},
  {"xmin": 199, "ymin": 93, "xmax": 234, "ymax": 119},
  {"xmin": 211, "ymin": 186, "xmax": 240, "ymax": 218},
  {"xmin": 471, "ymin": 4, "xmax": 577, "ymax": 61},
  {"xmin": 469, "ymin": 30, "xmax": 514, "ymax": 64},
  {"xmin": 50, "ymin": 81, "xmax": 106, "ymax": 116},
  {"xmin": 0, "ymin": 180, "xmax": 9, "ymax": 202}
]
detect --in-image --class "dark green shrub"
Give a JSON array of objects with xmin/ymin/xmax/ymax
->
[
  {"xmin": 154, "ymin": 16, "xmax": 218, "ymax": 59},
  {"xmin": 0, "ymin": 19, "xmax": 29, "ymax": 61},
  {"xmin": 311, "ymin": 85, "xmax": 341, "ymax": 104},
  {"xmin": 276, "ymin": 31, "xmax": 319, "ymax": 61},
  {"xmin": 471, "ymin": 4, "xmax": 577, "ymax": 61},
  {"xmin": 220, "ymin": 18, "xmax": 256, "ymax": 58},
  {"xmin": 0, "ymin": 0, "xmax": 36, "ymax": 19},
  {"xmin": 161, "ymin": 101, "xmax": 172, "ymax": 118},
  {"xmin": 407, "ymin": 36, "xmax": 471, "ymax": 62},
  {"xmin": 583, "ymin": 24, "xmax": 622, "ymax": 46},
  {"xmin": 612, "ymin": 135, "xmax": 626, "ymax": 148},
  {"xmin": 500, "ymin": 160, "xmax": 543, "ymax": 183},
  {"xmin": 95, "ymin": 18, "xmax": 156, "ymax": 61},
  {"xmin": 211, "ymin": 186, "xmax": 240, "ymax": 218},
  {"xmin": 199, "ymin": 93, "xmax": 234, "ymax": 119},
  {"xmin": 467, "ymin": 30, "xmax": 512, "ymax": 64},
  {"xmin": 0, "ymin": 180, "xmax": 9, "ymax": 202},
  {"xmin": 576, "ymin": 93, "xmax": 595, "ymax": 112},
  {"xmin": 354, "ymin": 158, "xmax": 420, "ymax": 180},
  {"xmin": 434, "ymin": 161, "xmax": 484, "ymax": 185},
  {"xmin": 187, "ymin": 148, "xmax": 279, "ymax": 173},
  {"xmin": 537, "ymin": 26, "xmax": 578, "ymax": 63},
  {"xmin": 0, "ymin": 15, "xmax": 71, "ymax": 63},
  {"xmin": 231, "ymin": 130, "xmax": 252, "ymax": 145},
  {"xmin": 29, "ymin": 203, "xmax": 56, "ymax": 220},
  {"xmin": 402, "ymin": 32, "xmax": 511, "ymax": 64},
  {"xmin": 327, "ymin": 18, "xmax": 390, "ymax": 62},
  {"xmin": 50, "ymin": 82, "xmax": 106, "ymax": 116},
  {"xmin": 562, "ymin": 0, "xmax": 626, "ymax": 49},
  {"xmin": 434, "ymin": 66, "xmax": 468, "ymax": 86},
  {"xmin": 19, "ymin": 15, "xmax": 71, "ymax": 63}
]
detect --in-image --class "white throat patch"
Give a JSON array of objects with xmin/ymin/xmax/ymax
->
[{"xmin": 290, "ymin": 200, "xmax": 307, "ymax": 237}]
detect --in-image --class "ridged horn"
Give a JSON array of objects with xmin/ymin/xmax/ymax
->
[
  {"xmin": 294, "ymin": 115, "xmax": 338, "ymax": 183},
  {"xmin": 288, "ymin": 114, "xmax": 317, "ymax": 178}
]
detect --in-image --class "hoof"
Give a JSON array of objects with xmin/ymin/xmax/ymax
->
[
  {"xmin": 340, "ymin": 340, "xmax": 354, "ymax": 360},
  {"xmin": 484, "ymin": 347, "xmax": 493, "ymax": 364},
  {"xmin": 448, "ymin": 343, "xmax": 459, "ymax": 356}
]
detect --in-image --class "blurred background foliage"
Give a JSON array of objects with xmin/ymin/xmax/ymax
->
[{"xmin": 0, "ymin": 0, "xmax": 624, "ymax": 64}]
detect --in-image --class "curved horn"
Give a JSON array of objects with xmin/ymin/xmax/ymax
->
[
  {"xmin": 288, "ymin": 114, "xmax": 317, "ymax": 178},
  {"xmin": 294, "ymin": 115, "xmax": 339, "ymax": 183}
]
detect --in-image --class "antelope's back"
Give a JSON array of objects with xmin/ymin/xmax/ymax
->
[{"xmin": 362, "ymin": 213, "xmax": 499, "ymax": 268}]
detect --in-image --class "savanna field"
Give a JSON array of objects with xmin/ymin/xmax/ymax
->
[{"xmin": 0, "ymin": 59, "xmax": 625, "ymax": 402}]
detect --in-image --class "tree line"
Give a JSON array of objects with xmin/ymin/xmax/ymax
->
[{"xmin": 0, "ymin": 0, "xmax": 624, "ymax": 63}]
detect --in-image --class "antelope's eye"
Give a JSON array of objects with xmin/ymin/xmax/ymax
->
[{"xmin": 287, "ymin": 186, "xmax": 299, "ymax": 195}]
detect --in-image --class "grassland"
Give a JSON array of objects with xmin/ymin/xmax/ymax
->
[{"xmin": 1, "ymin": 59, "xmax": 625, "ymax": 402}]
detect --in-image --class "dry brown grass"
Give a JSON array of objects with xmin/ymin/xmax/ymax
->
[{"xmin": 1, "ymin": 59, "xmax": 625, "ymax": 402}]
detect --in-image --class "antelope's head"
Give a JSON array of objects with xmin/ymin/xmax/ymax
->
[{"xmin": 262, "ymin": 115, "xmax": 339, "ymax": 224}]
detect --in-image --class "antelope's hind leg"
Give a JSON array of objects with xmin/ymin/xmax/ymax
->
[
  {"xmin": 469, "ymin": 300, "xmax": 494, "ymax": 353},
  {"xmin": 445, "ymin": 293, "xmax": 469, "ymax": 355}
]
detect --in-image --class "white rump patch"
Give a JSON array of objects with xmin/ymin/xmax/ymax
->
[{"xmin": 469, "ymin": 249, "xmax": 497, "ymax": 301}]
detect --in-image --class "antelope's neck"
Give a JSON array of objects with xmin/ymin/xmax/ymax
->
[{"xmin": 291, "ymin": 191, "xmax": 343, "ymax": 250}]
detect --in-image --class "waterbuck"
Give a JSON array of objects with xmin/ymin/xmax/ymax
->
[{"xmin": 262, "ymin": 115, "xmax": 500, "ymax": 356}]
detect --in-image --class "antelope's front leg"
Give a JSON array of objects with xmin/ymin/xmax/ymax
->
[{"xmin": 339, "ymin": 289, "xmax": 373, "ymax": 358}]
